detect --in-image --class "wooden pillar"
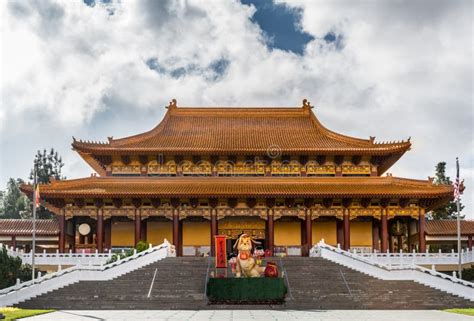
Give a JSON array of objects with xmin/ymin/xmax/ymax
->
[
  {"xmin": 97, "ymin": 209, "xmax": 104, "ymax": 253},
  {"xmin": 418, "ymin": 208, "xmax": 426, "ymax": 253},
  {"xmin": 210, "ymin": 209, "xmax": 217, "ymax": 256},
  {"xmin": 71, "ymin": 217, "xmax": 76, "ymax": 253},
  {"xmin": 104, "ymin": 218, "xmax": 111, "ymax": 251},
  {"xmin": 140, "ymin": 219, "xmax": 147, "ymax": 243},
  {"xmin": 134, "ymin": 209, "xmax": 141, "ymax": 246},
  {"xmin": 343, "ymin": 209, "xmax": 350, "ymax": 251},
  {"xmin": 11, "ymin": 236, "xmax": 16, "ymax": 250},
  {"xmin": 59, "ymin": 213, "xmax": 65, "ymax": 253},
  {"xmin": 468, "ymin": 235, "xmax": 473, "ymax": 250},
  {"xmin": 381, "ymin": 209, "xmax": 388, "ymax": 253},
  {"xmin": 173, "ymin": 209, "xmax": 180, "ymax": 256},
  {"xmin": 372, "ymin": 218, "xmax": 380, "ymax": 252},
  {"xmin": 305, "ymin": 209, "xmax": 312, "ymax": 256},
  {"xmin": 336, "ymin": 219, "xmax": 344, "ymax": 248},
  {"xmin": 267, "ymin": 209, "xmax": 274, "ymax": 255}
]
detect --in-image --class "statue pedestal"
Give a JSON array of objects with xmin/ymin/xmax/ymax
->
[{"xmin": 206, "ymin": 277, "xmax": 286, "ymax": 304}]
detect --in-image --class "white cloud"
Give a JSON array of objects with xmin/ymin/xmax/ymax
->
[{"xmin": 0, "ymin": 0, "xmax": 472, "ymax": 218}]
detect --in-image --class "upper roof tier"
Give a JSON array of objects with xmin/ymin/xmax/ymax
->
[{"xmin": 72, "ymin": 99, "xmax": 411, "ymax": 156}]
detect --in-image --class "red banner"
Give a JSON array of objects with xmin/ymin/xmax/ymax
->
[{"xmin": 215, "ymin": 235, "xmax": 227, "ymax": 268}]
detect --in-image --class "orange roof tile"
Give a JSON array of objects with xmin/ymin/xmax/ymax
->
[
  {"xmin": 21, "ymin": 176, "xmax": 451, "ymax": 200},
  {"xmin": 0, "ymin": 219, "xmax": 59, "ymax": 236},
  {"xmin": 426, "ymin": 220, "xmax": 474, "ymax": 236},
  {"xmin": 72, "ymin": 101, "xmax": 411, "ymax": 156}
]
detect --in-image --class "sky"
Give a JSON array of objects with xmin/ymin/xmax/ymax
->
[{"xmin": 0, "ymin": 0, "xmax": 472, "ymax": 219}]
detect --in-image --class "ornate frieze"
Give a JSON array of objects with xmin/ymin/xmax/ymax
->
[
  {"xmin": 273, "ymin": 208, "xmax": 306, "ymax": 220},
  {"xmin": 342, "ymin": 165, "xmax": 371, "ymax": 175},
  {"xmin": 216, "ymin": 207, "xmax": 267, "ymax": 220},
  {"xmin": 112, "ymin": 164, "xmax": 141, "ymax": 174},
  {"xmin": 349, "ymin": 207, "xmax": 381, "ymax": 220},
  {"xmin": 64, "ymin": 207, "xmax": 97, "ymax": 219},
  {"xmin": 179, "ymin": 207, "xmax": 211, "ymax": 220},
  {"xmin": 388, "ymin": 207, "xmax": 419, "ymax": 219},
  {"xmin": 305, "ymin": 163, "xmax": 336, "ymax": 175},
  {"xmin": 311, "ymin": 205, "xmax": 344, "ymax": 220}
]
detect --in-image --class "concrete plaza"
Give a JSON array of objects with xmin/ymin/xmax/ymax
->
[{"xmin": 22, "ymin": 310, "xmax": 473, "ymax": 321}]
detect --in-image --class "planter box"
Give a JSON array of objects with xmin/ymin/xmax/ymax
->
[{"xmin": 207, "ymin": 277, "xmax": 287, "ymax": 304}]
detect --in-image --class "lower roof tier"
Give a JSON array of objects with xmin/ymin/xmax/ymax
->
[{"xmin": 21, "ymin": 176, "xmax": 452, "ymax": 201}]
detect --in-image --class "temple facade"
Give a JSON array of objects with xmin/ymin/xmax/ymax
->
[{"xmin": 21, "ymin": 99, "xmax": 453, "ymax": 256}]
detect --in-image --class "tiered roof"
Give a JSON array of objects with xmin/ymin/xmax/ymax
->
[
  {"xmin": 21, "ymin": 176, "xmax": 452, "ymax": 202},
  {"xmin": 426, "ymin": 220, "xmax": 474, "ymax": 236},
  {"xmin": 0, "ymin": 219, "xmax": 59, "ymax": 236},
  {"xmin": 72, "ymin": 100, "xmax": 411, "ymax": 174}
]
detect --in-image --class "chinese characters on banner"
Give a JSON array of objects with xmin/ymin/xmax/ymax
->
[{"xmin": 215, "ymin": 235, "xmax": 227, "ymax": 268}]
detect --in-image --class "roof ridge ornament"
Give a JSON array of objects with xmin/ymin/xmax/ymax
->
[
  {"xmin": 107, "ymin": 136, "xmax": 114, "ymax": 143},
  {"xmin": 166, "ymin": 98, "xmax": 177, "ymax": 109},
  {"xmin": 302, "ymin": 98, "xmax": 313, "ymax": 109},
  {"xmin": 369, "ymin": 136, "xmax": 375, "ymax": 144}
]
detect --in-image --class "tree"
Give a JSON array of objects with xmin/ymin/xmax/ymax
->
[
  {"xmin": 29, "ymin": 148, "xmax": 66, "ymax": 219},
  {"xmin": 0, "ymin": 178, "xmax": 31, "ymax": 219},
  {"xmin": 30, "ymin": 148, "xmax": 65, "ymax": 184},
  {"xmin": 429, "ymin": 162, "xmax": 464, "ymax": 220},
  {"xmin": 0, "ymin": 245, "xmax": 40, "ymax": 289}
]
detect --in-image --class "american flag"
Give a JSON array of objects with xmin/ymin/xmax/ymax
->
[{"xmin": 453, "ymin": 158, "xmax": 463, "ymax": 201}]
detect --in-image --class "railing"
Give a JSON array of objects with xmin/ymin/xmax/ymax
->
[
  {"xmin": 354, "ymin": 248, "xmax": 474, "ymax": 267},
  {"xmin": 0, "ymin": 239, "xmax": 176, "ymax": 307},
  {"xmin": 1, "ymin": 243, "xmax": 113, "ymax": 266},
  {"xmin": 310, "ymin": 240, "xmax": 474, "ymax": 301}
]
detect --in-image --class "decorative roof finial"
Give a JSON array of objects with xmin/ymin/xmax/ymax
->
[
  {"xmin": 107, "ymin": 136, "xmax": 114, "ymax": 143},
  {"xmin": 167, "ymin": 98, "xmax": 177, "ymax": 109},
  {"xmin": 369, "ymin": 136, "xmax": 375, "ymax": 144},
  {"xmin": 302, "ymin": 98, "xmax": 313, "ymax": 109}
]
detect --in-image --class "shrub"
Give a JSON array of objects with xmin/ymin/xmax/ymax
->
[{"xmin": 0, "ymin": 246, "xmax": 41, "ymax": 289}]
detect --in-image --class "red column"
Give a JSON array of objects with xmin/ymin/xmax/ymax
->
[
  {"xmin": 72, "ymin": 217, "xmax": 76, "ymax": 253},
  {"xmin": 372, "ymin": 218, "xmax": 380, "ymax": 252},
  {"xmin": 140, "ymin": 219, "xmax": 147, "ymax": 243},
  {"xmin": 336, "ymin": 219, "xmax": 344, "ymax": 248},
  {"xmin": 381, "ymin": 209, "xmax": 388, "ymax": 253},
  {"xmin": 210, "ymin": 209, "xmax": 217, "ymax": 256},
  {"xmin": 134, "ymin": 209, "xmax": 141, "ymax": 246},
  {"xmin": 343, "ymin": 209, "xmax": 350, "ymax": 251},
  {"xmin": 173, "ymin": 209, "xmax": 180, "ymax": 256},
  {"xmin": 468, "ymin": 235, "xmax": 473, "ymax": 250},
  {"xmin": 305, "ymin": 209, "xmax": 312, "ymax": 256},
  {"xmin": 96, "ymin": 209, "xmax": 104, "ymax": 252},
  {"xmin": 11, "ymin": 236, "xmax": 16, "ymax": 251},
  {"xmin": 418, "ymin": 208, "xmax": 426, "ymax": 253},
  {"xmin": 267, "ymin": 209, "xmax": 274, "ymax": 255},
  {"xmin": 59, "ymin": 213, "xmax": 65, "ymax": 253}
]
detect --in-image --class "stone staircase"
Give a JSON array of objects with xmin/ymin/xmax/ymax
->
[
  {"xmin": 282, "ymin": 257, "xmax": 473, "ymax": 309},
  {"xmin": 17, "ymin": 257, "xmax": 210, "ymax": 310},
  {"xmin": 16, "ymin": 256, "xmax": 473, "ymax": 310}
]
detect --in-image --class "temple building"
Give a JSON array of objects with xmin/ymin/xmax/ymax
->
[{"xmin": 21, "ymin": 99, "xmax": 454, "ymax": 256}]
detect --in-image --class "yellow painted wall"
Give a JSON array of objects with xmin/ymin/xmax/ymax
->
[
  {"xmin": 111, "ymin": 221, "xmax": 134, "ymax": 247},
  {"xmin": 183, "ymin": 221, "xmax": 210, "ymax": 246},
  {"xmin": 350, "ymin": 221, "xmax": 372, "ymax": 247},
  {"xmin": 274, "ymin": 221, "xmax": 301, "ymax": 246},
  {"xmin": 312, "ymin": 221, "xmax": 337, "ymax": 245},
  {"xmin": 147, "ymin": 221, "xmax": 173, "ymax": 246}
]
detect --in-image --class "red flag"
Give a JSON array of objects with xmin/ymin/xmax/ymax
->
[{"xmin": 35, "ymin": 185, "xmax": 40, "ymax": 208}]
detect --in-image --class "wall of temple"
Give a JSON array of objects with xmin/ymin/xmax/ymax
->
[
  {"xmin": 183, "ymin": 221, "xmax": 210, "ymax": 246},
  {"xmin": 350, "ymin": 221, "xmax": 372, "ymax": 247},
  {"xmin": 274, "ymin": 221, "xmax": 301, "ymax": 246},
  {"xmin": 111, "ymin": 221, "xmax": 134, "ymax": 247},
  {"xmin": 147, "ymin": 221, "xmax": 173, "ymax": 246},
  {"xmin": 312, "ymin": 220, "xmax": 337, "ymax": 245}
]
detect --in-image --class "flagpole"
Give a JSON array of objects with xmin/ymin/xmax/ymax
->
[
  {"xmin": 456, "ymin": 157, "xmax": 461, "ymax": 279},
  {"xmin": 32, "ymin": 165, "xmax": 37, "ymax": 282}
]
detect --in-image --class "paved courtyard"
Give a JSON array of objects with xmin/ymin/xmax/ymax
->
[{"xmin": 22, "ymin": 310, "xmax": 473, "ymax": 321}]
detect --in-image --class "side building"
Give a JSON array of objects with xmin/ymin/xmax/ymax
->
[{"xmin": 21, "ymin": 99, "xmax": 453, "ymax": 256}]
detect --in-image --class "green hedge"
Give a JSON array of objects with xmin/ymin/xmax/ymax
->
[{"xmin": 207, "ymin": 277, "xmax": 286, "ymax": 303}]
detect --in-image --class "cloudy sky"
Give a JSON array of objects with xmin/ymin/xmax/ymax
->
[{"xmin": 1, "ymin": 0, "xmax": 472, "ymax": 218}]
